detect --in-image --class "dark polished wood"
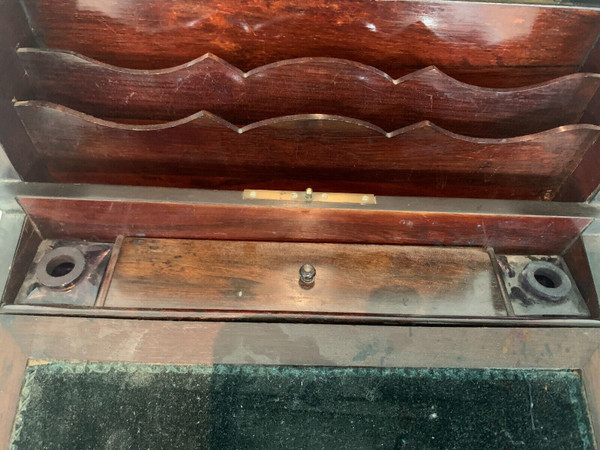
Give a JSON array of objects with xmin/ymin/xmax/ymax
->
[
  {"xmin": 18, "ymin": 50, "xmax": 600, "ymax": 138},
  {"xmin": 0, "ymin": 1, "xmax": 50, "ymax": 181},
  {"xmin": 104, "ymin": 238, "xmax": 507, "ymax": 316},
  {"xmin": 17, "ymin": 197, "xmax": 592, "ymax": 253},
  {"xmin": 20, "ymin": 0, "xmax": 600, "ymax": 87},
  {"xmin": 15, "ymin": 102, "xmax": 600, "ymax": 200},
  {"xmin": 583, "ymin": 34, "xmax": 600, "ymax": 74}
]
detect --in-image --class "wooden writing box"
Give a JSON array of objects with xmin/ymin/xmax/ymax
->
[{"xmin": 1, "ymin": 0, "xmax": 600, "ymax": 447}]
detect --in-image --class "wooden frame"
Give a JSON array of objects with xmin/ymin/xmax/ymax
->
[
  {"xmin": 0, "ymin": 183, "xmax": 597, "ymax": 326},
  {"xmin": 1, "ymin": 315, "xmax": 600, "ymax": 447}
]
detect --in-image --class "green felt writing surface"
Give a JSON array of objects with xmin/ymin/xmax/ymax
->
[{"xmin": 10, "ymin": 362, "xmax": 595, "ymax": 449}]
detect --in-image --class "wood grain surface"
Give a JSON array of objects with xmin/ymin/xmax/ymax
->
[
  {"xmin": 0, "ymin": 0, "xmax": 51, "ymax": 181},
  {"xmin": 555, "ymin": 135, "xmax": 600, "ymax": 202},
  {"xmin": 18, "ymin": 197, "xmax": 592, "ymax": 254},
  {"xmin": 563, "ymin": 237, "xmax": 600, "ymax": 319},
  {"xmin": 559, "ymin": 72, "xmax": 600, "ymax": 201},
  {"xmin": 18, "ymin": 50, "xmax": 600, "ymax": 138},
  {"xmin": 15, "ymin": 102, "xmax": 600, "ymax": 200},
  {"xmin": 20, "ymin": 0, "xmax": 600, "ymax": 87},
  {"xmin": 104, "ymin": 238, "xmax": 507, "ymax": 316}
]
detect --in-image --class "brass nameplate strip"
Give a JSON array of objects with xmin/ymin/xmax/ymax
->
[{"xmin": 243, "ymin": 189, "xmax": 376, "ymax": 205}]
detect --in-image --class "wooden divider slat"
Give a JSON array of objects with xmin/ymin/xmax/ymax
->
[
  {"xmin": 21, "ymin": 0, "xmax": 600, "ymax": 87},
  {"xmin": 15, "ymin": 101, "xmax": 600, "ymax": 200},
  {"xmin": 18, "ymin": 50, "xmax": 600, "ymax": 138}
]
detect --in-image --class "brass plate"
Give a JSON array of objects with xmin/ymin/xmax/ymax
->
[{"xmin": 243, "ymin": 189, "xmax": 376, "ymax": 205}]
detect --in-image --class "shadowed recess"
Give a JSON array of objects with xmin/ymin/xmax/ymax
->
[{"xmin": 10, "ymin": 362, "xmax": 595, "ymax": 449}]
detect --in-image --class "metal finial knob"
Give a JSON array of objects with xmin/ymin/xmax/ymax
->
[
  {"xmin": 305, "ymin": 188, "xmax": 313, "ymax": 201},
  {"xmin": 299, "ymin": 263, "xmax": 316, "ymax": 285}
]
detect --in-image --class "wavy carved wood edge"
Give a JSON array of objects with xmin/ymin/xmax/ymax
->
[
  {"xmin": 18, "ymin": 49, "xmax": 600, "ymax": 139},
  {"xmin": 14, "ymin": 101, "xmax": 600, "ymax": 200},
  {"xmin": 20, "ymin": 0, "xmax": 600, "ymax": 87}
]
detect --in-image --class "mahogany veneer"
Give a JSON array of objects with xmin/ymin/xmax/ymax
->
[
  {"xmin": 21, "ymin": 0, "xmax": 600, "ymax": 87},
  {"xmin": 15, "ymin": 102, "xmax": 600, "ymax": 200},
  {"xmin": 17, "ymin": 50, "xmax": 600, "ymax": 138}
]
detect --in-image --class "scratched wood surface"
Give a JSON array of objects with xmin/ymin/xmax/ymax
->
[
  {"xmin": 18, "ymin": 50, "xmax": 600, "ymax": 138},
  {"xmin": 18, "ymin": 197, "xmax": 592, "ymax": 254},
  {"xmin": 104, "ymin": 238, "xmax": 507, "ymax": 316},
  {"xmin": 20, "ymin": 0, "xmax": 600, "ymax": 87},
  {"xmin": 15, "ymin": 102, "xmax": 600, "ymax": 200}
]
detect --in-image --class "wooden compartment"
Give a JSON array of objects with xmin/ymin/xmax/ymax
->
[
  {"xmin": 2, "ymin": 0, "xmax": 600, "ymax": 321},
  {"xmin": 0, "ymin": 190, "xmax": 596, "ymax": 325},
  {"xmin": 2, "ymin": 0, "xmax": 600, "ymax": 447},
  {"xmin": 19, "ymin": 0, "xmax": 600, "ymax": 86},
  {"xmin": 1, "ymin": 0, "xmax": 600, "ymax": 201}
]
